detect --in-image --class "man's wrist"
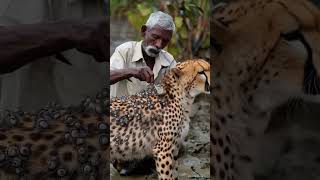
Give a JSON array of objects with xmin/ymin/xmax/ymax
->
[
  {"xmin": 110, "ymin": 68, "xmax": 136, "ymax": 85},
  {"xmin": 127, "ymin": 68, "xmax": 138, "ymax": 78},
  {"xmin": 48, "ymin": 19, "xmax": 86, "ymax": 47},
  {"xmin": 65, "ymin": 18, "xmax": 105, "ymax": 46}
]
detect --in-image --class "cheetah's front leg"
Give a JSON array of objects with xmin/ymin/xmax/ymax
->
[{"xmin": 153, "ymin": 140, "xmax": 178, "ymax": 180}]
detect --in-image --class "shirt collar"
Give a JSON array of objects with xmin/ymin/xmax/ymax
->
[{"xmin": 131, "ymin": 41, "xmax": 144, "ymax": 62}]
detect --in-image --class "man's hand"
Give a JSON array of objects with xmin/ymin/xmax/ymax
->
[
  {"xmin": 132, "ymin": 66, "xmax": 154, "ymax": 83},
  {"xmin": 70, "ymin": 17, "xmax": 109, "ymax": 62},
  {"xmin": 110, "ymin": 66, "xmax": 154, "ymax": 85}
]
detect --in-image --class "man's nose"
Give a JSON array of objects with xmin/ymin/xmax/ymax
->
[{"xmin": 155, "ymin": 40, "xmax": 163, "ymax": 49}]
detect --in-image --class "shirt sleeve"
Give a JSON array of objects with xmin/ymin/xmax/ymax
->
[
  {"xmin": 110, "ymin": 47, "xmax": 125, "ymax": 70},
  {"xmin": 110, "ymin": 47, "xmax": 126, "ymax": 97},
  {"xmin": 164, "ymin": 52, "xmax": 177, "ymax": 68}
]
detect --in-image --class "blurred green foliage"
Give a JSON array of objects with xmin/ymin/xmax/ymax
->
[{"xmin": 111, "ymin": 0, "xmax": 210, "ymax": 60}]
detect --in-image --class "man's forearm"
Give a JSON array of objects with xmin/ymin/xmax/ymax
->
[
  {"xmin": 0, "ymin": 21, "xmax": 76, "ymax": 74},
  {"xmin": 110, "ymin": 69, "xmax": 135, "ymax": 85}
]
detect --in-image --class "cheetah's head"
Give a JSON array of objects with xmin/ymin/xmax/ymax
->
[
  {"xmin": 213, "ymin": 0, "xmax": 320, "ymax": 111},
  {"xmin": 170, "ymin": 59, "xmax": 210, "ymax": 97}
]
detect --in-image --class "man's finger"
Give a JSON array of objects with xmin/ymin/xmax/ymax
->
[
  {"xmin": 143, "ymin": 69, "xmax": 150, "ymax": 83},
  {"xmin": 138, "ymin": 70, "xmax": 144, "ymax": 81},
  {"xmin": 146, "ymin": 68, "xmax": 154, "ymax": 83},
  {"xmin": 150, "ymin": 71, "xmax": 154, "ymax": 83},
  {"xmin": 145, "ymin": 67, "xmax": 154, "ymax": 83},
  {"xmin": 135, "ymin": 72, "xmax": 142, "ymax": 81},
  {"xmin": 148, "ymin": 71, "xmax": 154, "ymax": 83}
]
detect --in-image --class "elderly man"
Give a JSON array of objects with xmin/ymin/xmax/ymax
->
[
  {"xmin": 110, "ymin": 11, "xmax": 177, "ymax": 97},
  {"xmin": 110, "ymin": 11, "xmax": 177, "ymax": 175}
]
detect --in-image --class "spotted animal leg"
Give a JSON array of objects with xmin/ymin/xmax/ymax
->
[{"xmin": 153, "ymin": 140, "xmax": 178, "ymax": 180}]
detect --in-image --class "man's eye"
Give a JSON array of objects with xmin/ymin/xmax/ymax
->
[{"xmin": 152, "ymin": 35, "xmax": 159, "ymax": 39}]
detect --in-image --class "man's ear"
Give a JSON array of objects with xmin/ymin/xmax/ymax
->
[
  {"xmin": 171, "ymin": 68, "xmax": 182, "ymax": 78},
  {"xmin": 141, "ymin": 25, "xmax": 147, "ymax": 37}
]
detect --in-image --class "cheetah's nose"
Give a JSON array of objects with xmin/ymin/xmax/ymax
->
[{"xmin": 205, "ymin": 81, "xmax": 211, "ymax": 92}]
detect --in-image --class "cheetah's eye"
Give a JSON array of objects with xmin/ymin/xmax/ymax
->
[{"xmin": 198, "ymin": 71, "xmax": 205, "ymax": 75}]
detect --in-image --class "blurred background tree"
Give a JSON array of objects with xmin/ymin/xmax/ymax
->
[{"xmin": 110, "ymin": 0, "xmax": 210, "ymax": 61}]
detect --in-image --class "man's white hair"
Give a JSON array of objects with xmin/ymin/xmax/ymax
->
[{"xmin": 145, "ymin": 11, "xmax": 175, "ymax": 31}]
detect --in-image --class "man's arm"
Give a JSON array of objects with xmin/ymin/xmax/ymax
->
[
  {"xmin": 0, "ymin": 17, "xmax": 108, "ymax": 74},
  {"xmin": 110, "ymin": 69, "xmax": 134, "ymax": 85},
  {"xmin": 110, "ymin": 67, "xmax": 154, "ymax": 85}
]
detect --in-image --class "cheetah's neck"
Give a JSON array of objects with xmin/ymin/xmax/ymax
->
[
  {"xmin": 161, "ymin": 72, "xmax": 196, "ymax": 118},
  {"xmin": 181, "ymin": 93, "xmax": 195, "ymax": 120}
]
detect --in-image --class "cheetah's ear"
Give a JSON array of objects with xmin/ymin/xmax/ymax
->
[
  {"xmin": 171, "ymin": 68, "xmax": 182, "ymax": 78},
  {"xmin": 212, "ymin": 19, "xmax": 233, "ymax": 46},
  {"xmin": 212, "ymin": 3, "xmax": 234, "ymax": 46}
]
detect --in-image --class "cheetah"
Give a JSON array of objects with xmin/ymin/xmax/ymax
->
[
  {"xmin": 212, "ymin": 0, "xmax": 320, "ymax": 179},
  {"xmin": 0, "ymin": 87, "xmax": 109, "ymax": 180},
  {"xmin": 110, "ymin": 59, "xmax": 210, "ymax": 179}
]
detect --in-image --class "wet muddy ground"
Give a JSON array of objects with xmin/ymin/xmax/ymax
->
[{"xmin": 110, "ymin": 95, "xmax": 211, "ymax": 179}]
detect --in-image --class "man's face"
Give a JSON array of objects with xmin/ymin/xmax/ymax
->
[{"xmin": 141, "ymin": 25, "xmax": 173, "ymax": 57}]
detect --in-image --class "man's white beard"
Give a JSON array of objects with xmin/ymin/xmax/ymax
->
[{"xmin": 143, "ymin": 45, "xmax": 160, "ymax": 57}]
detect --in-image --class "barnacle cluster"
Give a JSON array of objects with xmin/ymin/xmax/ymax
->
[{"xmin": 0, "ymin": 86, "xmax": 109, "ymax": 179}]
